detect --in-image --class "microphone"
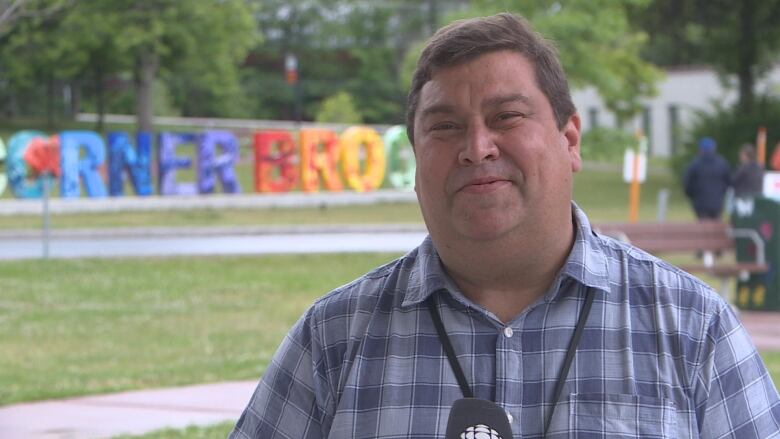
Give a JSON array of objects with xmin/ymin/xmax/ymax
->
[{"xmin": 445, "ymin": 398, "xmax": 514, "ymax": 439}]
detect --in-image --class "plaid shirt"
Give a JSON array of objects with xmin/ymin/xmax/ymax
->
[{"xmin": 230, "ymin": 205, "xmax": 780, "ymax": 438}]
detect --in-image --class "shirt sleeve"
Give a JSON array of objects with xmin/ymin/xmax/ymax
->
[
  {"xmin": 695, "ymin": 304, "xmax": 780, "ymax": 438},
  {"xmin": 229, "ymin": 308, "xmax": 331, "ymax": 439}
]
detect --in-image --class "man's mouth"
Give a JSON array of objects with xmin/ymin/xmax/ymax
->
[{"xmin": 459, "ymin": 177, "xmax": 511, "ymax": 194}]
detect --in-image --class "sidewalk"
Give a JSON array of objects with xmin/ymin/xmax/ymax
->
[
  {"xmin": 1, "ymin": 311, "xmax": 777, "ymax": 439},
  {"xmin": 0, "ymin": 381, "xmax": 256, "ymax": 439}
]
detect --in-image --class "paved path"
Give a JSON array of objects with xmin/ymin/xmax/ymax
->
[
  {"xmin": 0, "ymin": 381, "xmax": 255, "ymax": 439},
  {"xmin": 740, "ymin": 311, "xmax": 780, "ymax": 352},
  {"xmin": 0, "ymin": 229, "xmax": 428, "ymax": 260},
  {"xmin": 1, "ymin": 312, "xmax": 777, "ymax": 439}
]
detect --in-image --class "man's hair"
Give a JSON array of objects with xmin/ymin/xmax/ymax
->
[{"xmin": 405, "ymin": 13, "xmax": 575, "ymax": 144}]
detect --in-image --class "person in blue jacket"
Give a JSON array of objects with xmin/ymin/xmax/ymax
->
[{"xmin": 683, "ymin": 137, "xmax": 732, "ymax": 220}]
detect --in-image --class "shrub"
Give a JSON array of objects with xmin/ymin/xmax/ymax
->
[
  {"xmin": 672, "ymin": 97, "xmax": 780, "ymax": 176},
  {"xmin": 580, "ymin": 127, "xmax": 637, "ymax": 163},
  {"xmin": 314, "ymin": 91, "xmax": 363, "ymax": 125}
]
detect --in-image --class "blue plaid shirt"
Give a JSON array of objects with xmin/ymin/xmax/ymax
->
[{"xmin": 230, "ymin": 205, "xmax": 780, "ymax": 438}]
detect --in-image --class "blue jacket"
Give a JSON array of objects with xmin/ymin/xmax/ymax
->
[{"xmin": 683, "ymin": 151, "xmax": 732, "ymax": 213}]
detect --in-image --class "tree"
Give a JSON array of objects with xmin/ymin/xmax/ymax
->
[
  {"xmin": 110, "ymin": 0, "xmax": 256, "ymax": 131},
  {"xmin": 0, "ymin": 0, "xmax": 84, "ymax": 126},
  {"xmin": 632, "ymin": 0, "xmax": 780, "ymax": 114},
  {"xmin": 0, "ymin": 0, "xmax": 256, "ymax": 129}
]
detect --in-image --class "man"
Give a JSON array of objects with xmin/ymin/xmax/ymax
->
[
  {"xmin": 733, "ymin": 143, "xmax": 764, "ymax": 198},
  {"xmin": 231, "ymin": 13, "xmax": 779, "ymax": 438},
  {"xmin": 683, "ymin": 137, "xmax": 732, "ymax": 220}
]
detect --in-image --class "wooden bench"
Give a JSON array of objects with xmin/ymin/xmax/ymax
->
[{"xmin": 594, "ymin": 221, "xmax": 768, "ymax": 304}]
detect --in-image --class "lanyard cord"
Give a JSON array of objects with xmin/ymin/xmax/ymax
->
[
  {"xmin": 426, "ymin": 293, "xmax": 474, "ymax": 398},
  {"xmin": 425, "ymin": 286, "xmax": 595, "ymax": 436}
]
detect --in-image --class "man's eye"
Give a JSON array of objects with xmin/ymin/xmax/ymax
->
[
  {"xmin": 430, "ymin": 122, "xmax": 457, "ymax": 131},
  {"xmin": 497, "ymin": 112, "xmax": 522, "ymax": 121}
]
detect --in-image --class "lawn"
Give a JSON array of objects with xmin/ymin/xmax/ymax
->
[{"xmin": 0, "ymin": 253, "xmax": 401, "ymax": 405}]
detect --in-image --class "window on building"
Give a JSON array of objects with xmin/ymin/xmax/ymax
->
[
  {"xmin": 588, "ymin": 107, "xmax": 599, "ymax": 130},
  {"xmin": 642, "ymin": 106, "xmax": 652, "ymax": 154},
  {"xmin": 668, "ymin": 105, "xmax": 680, "ymax": 156}
]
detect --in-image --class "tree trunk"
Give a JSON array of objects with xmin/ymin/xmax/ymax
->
[
  {"xmin": 94, "ymin": 64, "xmax": 105, "ymax": 133},
  {"xmin": 737, "ymin": 0, "xmax": 757, "ymax": 113},
  {"xmin": 70, "ymin": 80, "xmax": 81, "ymax": 120},
  {"xmin": 46, "ymin": 75, "xmax": 55, "ymax": 129},
  {"xmin": 134, "ymin": 50, "xmax": 159, "ymax": 133}
]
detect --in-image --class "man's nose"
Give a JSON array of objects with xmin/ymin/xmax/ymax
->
[{"xmin": 458, "ymin": 124, "xmax": 499, "ymax": 165}]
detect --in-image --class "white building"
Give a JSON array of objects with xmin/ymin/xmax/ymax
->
[{"xmin": 571, "ymin": 65, "xmax": 780, "ymax": 157}]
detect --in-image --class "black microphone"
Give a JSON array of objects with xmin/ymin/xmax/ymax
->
[{"xmin": 445, "ymin": 398, "xmax": 514, "ymax": 439}]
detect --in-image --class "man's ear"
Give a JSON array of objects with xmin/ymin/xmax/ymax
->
[{"xmin": 562, "ymin": 113, "xmax": 582, "ymax": 173}]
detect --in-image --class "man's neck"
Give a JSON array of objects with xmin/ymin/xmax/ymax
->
[{"xmin": 437, "ymin": 215, "xmax": 576, "ymax": 323}]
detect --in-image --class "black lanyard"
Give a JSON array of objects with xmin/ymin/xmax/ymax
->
[{"xmin": 425, "ymin": 286, "xmax": 595, "ymax": 436}]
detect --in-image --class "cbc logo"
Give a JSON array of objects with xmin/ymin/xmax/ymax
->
[{"xmin": 460, "ymin": 424, "xmax": 503, "ymax": 439}]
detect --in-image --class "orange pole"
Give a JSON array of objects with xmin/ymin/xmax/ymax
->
[
  {"xmin": 757, "ymin": 126, "xmax": 767, "ymax": 167},
  {"xmin": 629, "ymin": 154, "xmax": 640, "ymax": 223}
]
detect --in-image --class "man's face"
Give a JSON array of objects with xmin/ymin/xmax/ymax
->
[{"xmin": 412, "ymin": 50, "xmax": 582, "ymax": 244}]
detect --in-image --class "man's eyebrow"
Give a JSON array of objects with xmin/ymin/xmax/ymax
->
[
  {"xmin": 483, "ymin": 93, "xmax": 533, "ymax": 108},
  {"xmin": 419, "ymin": 103, "xmax": 456, "ymax": 119}
]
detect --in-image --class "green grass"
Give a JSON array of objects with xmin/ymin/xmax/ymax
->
[
  {"xmin": 112, "ymin": 422, "xmax": 235, "ymax": 439},
  {"xmin": 0, "ymin": 203, "xmax": 425, "ymax": 229},
  {"xmin": 0, "ymin": 253, "xmax": 401, "ymax": 405}
]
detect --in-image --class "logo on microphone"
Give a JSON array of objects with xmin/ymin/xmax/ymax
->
[{"xmin": 459, "ymin": 423, "xmax": 503, "ymax": 439}]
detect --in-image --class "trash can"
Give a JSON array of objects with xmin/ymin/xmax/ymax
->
[{"xmin": 732, "ymin": 197, "xmax": 780, "ymax": 310}]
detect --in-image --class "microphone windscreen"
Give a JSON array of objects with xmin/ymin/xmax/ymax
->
[{"xmin": 445, "ymin": 398, "xmax": 514, "ymax": 439}]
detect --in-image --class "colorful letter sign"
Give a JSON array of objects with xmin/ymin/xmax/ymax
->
[
  {"xmin": 300, "ymin": 129, "xmax": 342, "ymax": 192},
  {"xmin": 0, "ymin": 137, "xmax": 6, "ymax": 196},
  {"xmin": 0, "ymin": 124, "xmax": 418, "ymax": 199},
  {"xmin": 198, "ymin": 131, "xmax": 241, "ymax": 194},
  {"xmin": 60, "ymin": 131, "xmax": 107, "ymax": 198},
  {"xmin": 339, "ymin": 126, "xmax": 386, "ymax": 192},
  {"xmin": 108, "ymin": 132, "xmax": 153, "ymax": 196},
  {"xmin": 158, "ymin": 132, "xmax": 198, "ymax": 196},
  {"xmin": 7, "ymin": 130, "xmax": 48, "ymax": 198},
  {"xmin": 253, "ymin": 131, "xmax": 298, "ymax": 192},
  {"xmin": 383, "ymin": 125, "xmax": 414, "ymax": 189}
]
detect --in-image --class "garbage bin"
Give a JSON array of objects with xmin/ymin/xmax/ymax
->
[{"xmin": 732, "ymin": 196, "xmax": 780, "ymax": 310}]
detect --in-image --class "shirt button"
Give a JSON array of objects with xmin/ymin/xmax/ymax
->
[
  {"xmin": 506, "ymin": 410, "xmax": 514, "ymax": 424},
  {"xmin": 503, "ymin": 327, "xmax": 514, "ymax": 338}
]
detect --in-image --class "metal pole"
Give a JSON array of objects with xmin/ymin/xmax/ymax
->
[
  {"xmin": 657, "ymin": 188, "xmax": 669, "ymax": 223},
  {"xmin": 42, "ymin": 172, "xmax": 50, "ymax": 259}
]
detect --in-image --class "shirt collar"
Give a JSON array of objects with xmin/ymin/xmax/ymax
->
[
  {"xmin": 401, "ymin": 203, "xmax": 611, "ymax": 308},
  {"xmin": 560, "ymin": 202, "xmax": 611, "ymax": 295}
]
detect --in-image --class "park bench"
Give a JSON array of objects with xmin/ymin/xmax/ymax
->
[{"xmin": 594, "ymin": 221, "xmax": 768, "ymax": 304}]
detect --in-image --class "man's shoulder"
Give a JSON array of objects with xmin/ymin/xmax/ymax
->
[
  {"xmin": 592, "ymin": 231, "xmax": 725, "ymax": 314},
  {"xmin": 307, "ymin": 249, "xmax": 419, "ymax": 325}
]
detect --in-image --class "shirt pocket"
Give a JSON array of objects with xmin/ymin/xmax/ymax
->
[{"xmin": 566, "ymin": 393, "xmax": 678, "ymax": 439}]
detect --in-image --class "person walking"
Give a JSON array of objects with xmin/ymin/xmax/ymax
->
[
  {"xmin": 683, "ymin": 137, "xmax": 732, "ymax": 220},
  {"xmin": 733, "ymin": 143, "xmax": 764, "ymax": 198}
]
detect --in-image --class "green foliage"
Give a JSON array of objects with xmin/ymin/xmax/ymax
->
[
  {"xmin": 632, "ymin": 0, "xmax": 780, "ymax": 112},
  {"xmin": 113, "ymin": 422, "xmax": 235, "ymax": 439},
  {"xmin": 580, "ymin": 127, "xmax": 636, "ymax": 163},
  {"xmin": 315, "ymin": 91, "xmax": 363, "ymax": 124},
  {"xmin": 0, "ymin": 0, "xmax": 257, "ymax": 124},
  {"xmin": 671, "ymin": 97, "xmax": 780, "ymax": 177}
]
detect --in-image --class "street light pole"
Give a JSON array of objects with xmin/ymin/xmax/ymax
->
[{"xmin": 285, "ymin": 53, "xmax": 301, "ymax": 129}]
